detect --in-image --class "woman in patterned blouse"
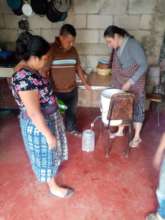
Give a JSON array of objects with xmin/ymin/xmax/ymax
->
[{"xmin": 11, "ymin": 32, "xmax": 74, "ymax": 198}]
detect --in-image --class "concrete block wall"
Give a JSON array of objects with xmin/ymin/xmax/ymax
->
[{"xmin": 0, "ymin": 0, "xmax": 165, "ymax": 70}]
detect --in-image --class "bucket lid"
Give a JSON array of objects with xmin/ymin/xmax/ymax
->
[
  {"xmin": 101, "ymin": 89, "xmax": 123, "ymax": 98},
  {"xmin": 83, "ymin": 129, "xmax": 95, "ymax": 135}
]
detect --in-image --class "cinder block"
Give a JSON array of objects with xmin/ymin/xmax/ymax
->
[
  {"xmin": 76, "ymin": 43, "xmax": 109, "ymax": 56},
  {"xmin": 31, "ymin": 29, "xmax": 41, "ymax": 36},
  {"xmin": 154, "ymin": 15, "xmax": 165, "ymax": 32},
  {"xmin": 4, "ymin": 14, "xmax": 20, "ymax": 29},
  {"xmin": 73, "ymin": 0, "xmax": 103, "ymax": 14},
  {"xmin": 52, "ymin": 12, "xmax": 87, "ymax": 29},
  {"xmin": 67, "ymin": 14, "xmax": 87, "ymax": 29},
  {"xmin": 128, "ymin": 0, "xmax": 156, "ymax": 14},
  {"xmin": 128, "ymin": 30, "xmax": 151, "ymax": 43},
  {"xmin": 114, "ymin": 15, "xmax": 140, "ymax": 30},
  {"xmin": 0, "ymin": 0, "xmax": 13, "ymax": 13},
  {"xmin": 0, "ymin": 29, "xmax": 18, "ymax": 42},
  {"xmin": 77, "ymin": 30, "xmax": 99, "ymax": 43},
  {"xmin": 0, "ymin": 13, "xmax": 4, "ymax": 28},
  {"xmin": 41, "ymin": 29, "xmax": 59, "ymax": 43},
  {"xmin": 99, "ymin": 30, "xmax": 106, "ymax": 43},
  {"xmin": 79, "ymin": 55, "xmax": 87, "ymax": 69},
  {"xmin": 87, "ymin": 15, "xmax": 113, "ymax": 29},
  {"xmin": 100, "ymin": 0, "xmax": 128, "ymax": 15},
  {"xmin": 29, "ymin": 16, "xmax": 52, "ymax": 29},
  {"xmin": 157, "ymin": 0, "xmax": 165, "ymax": 13},
  {"xmin": 140, "ymin": 15, "xmax": 152, "ymax": 30}
]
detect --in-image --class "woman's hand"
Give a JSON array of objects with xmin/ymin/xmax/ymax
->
[
  {"xmin": 153, "ymin": 150, "xmax": 163, "ymax": 170},
  {"xmin": 46, "ymin": 133, "xmax": 57, "ymax": 150},
  {"xmin": 122, "ymin": 81, "xmax": 132, "ymax": 91},
  {"xmin": 85, "ymin": 83, "xmax": 91, "ymax": 90}
]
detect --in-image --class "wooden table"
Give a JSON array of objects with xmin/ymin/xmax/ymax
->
[
  {"xmin": 0, "ymin": 67, "xmax": 17, "ymax": 110},
  {"xmin": 78, "ymin": 71, "xmax": 112, "ymax": 107}
]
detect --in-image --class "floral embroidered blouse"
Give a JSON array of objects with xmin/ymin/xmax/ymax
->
[{"xmin": 11, "ymin": 68, "xmax": 57, "ymax": 111}]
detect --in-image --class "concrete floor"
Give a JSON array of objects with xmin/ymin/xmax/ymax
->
[{"xmin": 0, "ymin": 108, "xmax": 163, "ymax": 220}]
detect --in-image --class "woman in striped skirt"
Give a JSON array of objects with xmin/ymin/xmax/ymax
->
[
  {"xmin": 11, "ymin": 32, "xmax": 74, "ymax": 198},
  {"xmin": 104, "ymin": 26, "xmax": 148, "ymax": 148}
]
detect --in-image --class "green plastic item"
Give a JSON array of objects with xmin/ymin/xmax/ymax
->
[{"xmin": 57, "ymin": 98, "xmax": 68, "ymax": 113}]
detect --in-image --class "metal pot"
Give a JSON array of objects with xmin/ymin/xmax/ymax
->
[
  {"xmin": 52, "ymin": 0, "xmax": 71, "ymax": 13},
  {"xmin": 31, "ymin": 0, "xmax": 48, "ymax": 15},
  {"xmin": 7, "ymin": 0, "xmax": 23, "ymax": 16},
  {"xmin": 46, "ymin": 1, "xmax": 63, "ymax": 22}
]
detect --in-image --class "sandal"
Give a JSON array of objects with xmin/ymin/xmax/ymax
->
[
  {"xmin": 146, "ymin": 213, "xmax": 164, "ymax": 220},
  {"xmin": 70, "ymin": 130, "xmax": 82, "ymax": 137},
  {"xmin": 49, "ymin": 188, "xmax": 74, "ymax": 198},
  {"xmin": 129, "ymin": 138, "xmax": 142, "ymax": 148}
]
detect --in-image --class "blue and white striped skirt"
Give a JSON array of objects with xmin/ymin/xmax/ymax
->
[
  {"xmin": 133, "ymin": 95, "xmax": 145, "ymax": 123},
  {"xmin": 19, "ymin": 110, "xmax": 68, "ymax": 182}
]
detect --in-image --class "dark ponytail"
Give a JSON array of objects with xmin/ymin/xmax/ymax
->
[
  {"xmin": 16, "ymin": 31, "xmax": 50, "ymax": 61},
  {"xmin": 104, "ymin": 25, "xmax": 133, "ymax": 38}
]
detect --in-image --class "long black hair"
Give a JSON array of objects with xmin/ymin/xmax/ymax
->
[
  {"xmin": 104, "ymin": 25, "xmax": 133, "ymax": 38},
  {"xmin": 16, "ymin": 31, "xmax": 50, "ymax": 61}
]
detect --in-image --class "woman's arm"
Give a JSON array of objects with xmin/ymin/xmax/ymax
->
[
  {"xmin": 153, "ymin": 133, "xmax": 165, "ymax": 170},
  {"xmin": 19, "ymin": 90, "xmax": 56, "ymax": 149},
  {"xmin": 122, "ymin": 41, "xmax": 148, "ymax": 91},
  {"xmin": 129, "ymin": 41, "xmax": 148, "ymax": 85}
]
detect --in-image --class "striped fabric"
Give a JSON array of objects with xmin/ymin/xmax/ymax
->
[
  {"xmin": 19, "ymin": 110, "xmax": 68, "ymax": 182},
  {"xmin": 52, "ymin": 59, "xmax": 77, "ymax": 65},
  {"xmin": 133, "ymin": 95, "xmax": 145, "ymax": 122},
  {"xmin": 49, "ymin": 38, "xmax": 80, "ymax": 92}
]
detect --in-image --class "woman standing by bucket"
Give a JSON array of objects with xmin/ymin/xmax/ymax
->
[
  {"xmin": 104, "ymin": 25, "xmax": 148, "ymax": 148},
  {"xmin": 11, "ymin": 32, "xmax": 74, "ymax": 198}
]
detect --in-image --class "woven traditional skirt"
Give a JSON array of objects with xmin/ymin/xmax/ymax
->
[
  {"xmin": 133, "ymin": 95, "xmax": 145, "ymax": 123},
  {"xmin": 19, "ymin": 110, "xmax": 68, "ymax": 182}
]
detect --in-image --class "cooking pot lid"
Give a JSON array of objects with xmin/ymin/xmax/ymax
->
[
  {"xmin": 22, "ymin": 3, "xmax": 33, "ymax": 17},
  {"xmin": 51, "ymin": 0, "xmax": 71, "ymax": 13},
  {"xmin": 46, "ymin": 2, "xmax": 63, "ymax": 22},
  {"xmin": 7, "ymin": 0, "xmax": 22, "ymax": 10}
]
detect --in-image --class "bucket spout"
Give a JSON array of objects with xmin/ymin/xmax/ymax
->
[{"xmin": 90, "ymin": 115, "xmax": 102, "ymax": 129}]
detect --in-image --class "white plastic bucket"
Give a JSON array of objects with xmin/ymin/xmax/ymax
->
[{"xmin": 101, "ymin": 89, "xmax": 124, "ymax": 126}]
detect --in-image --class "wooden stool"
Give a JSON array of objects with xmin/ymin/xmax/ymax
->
[
  {"xmin": 146, "ymin": 93, "xmax": 164, "ymax": 127},
  {"xmin": 104, "ymin": 93, "xmax": 135, "ymax": 157}
]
